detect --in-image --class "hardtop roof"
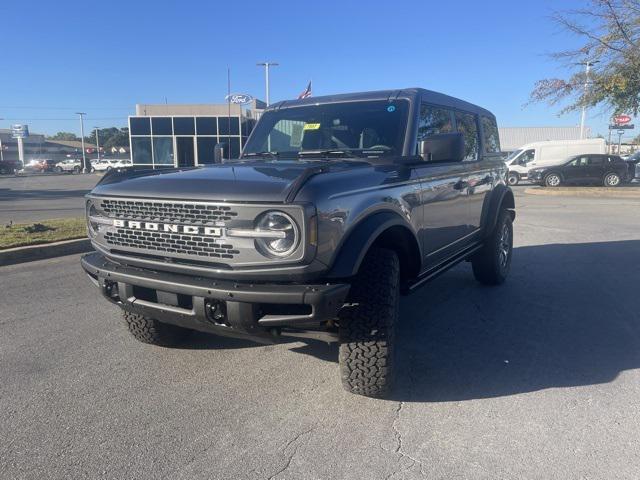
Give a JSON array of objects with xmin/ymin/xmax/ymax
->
[{"xmin": 269, "ymin": 88, "xmax": 495, "ymax": 119}]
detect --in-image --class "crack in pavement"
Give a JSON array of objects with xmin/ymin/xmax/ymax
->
[
  {"xmin": 267, "ymin": 425, "xmax": 319, "ymax": 480},
  {"xmin": 381, "ymin": 352, "xmax": 427, "ymax": 479}
]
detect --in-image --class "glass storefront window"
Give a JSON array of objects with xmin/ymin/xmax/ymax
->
[
  {"xmin": 131, "ymin": 137, "xmax": 152, "ymax": 164},
  {"xmin": 153, "ymin": 137, "xmax": 174, "ymax": 165},
  {"xmin": 197, "ymin": 137, "xmax": 218, "ymax": 164},
  {"xmin": 152, "ymin": 117, "xmax": 172, "ymax": 135},
  {"xmin": 219, "ymin": 117, "xmax": 240, "ymax": 136},
  {"xmin": 130, "ymin": 117, "xmax": 151, "ymax": 135},
  {"xmin": 196, "ymin": 117, "xmax": 217, "ymax": 135},
  {"xmin": 173, "ymin": 117, "xmax": 195, "ymax": 135}
]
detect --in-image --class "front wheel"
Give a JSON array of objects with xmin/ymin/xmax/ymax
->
[
  {"xmin": 123, "ymin": 311, "xmax": 191, "ymax": 346},
  {"xmin": 544, "ymin": 173, "xmax": 561, "ymax": 187},
  {"xmin": 604, "ymin": 172, "xmax": 621, "ymax": 187},
  {"xmin": 507, "ymin": 172, "xmax": 520, "ymax": 186},
  {"xmin": 338, "ymin": 248, "xmax": 399, "ymax": 398},
  {"xmin": 472, "ymin": 209, "xmax": 513, "ymax": 285}
]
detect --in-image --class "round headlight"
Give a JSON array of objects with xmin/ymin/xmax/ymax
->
[{"xmin": 255, "ymin": 211, "xmax": 299, "ymax": 258}]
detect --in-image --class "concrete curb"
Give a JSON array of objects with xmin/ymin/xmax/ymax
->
[
  {"xmin": 0, "ymin": 238, "xmax": 92, "ymax": 267},
  {"xmin": 524, "ymin": 186, "xmax": 640, "ymax": 198}
]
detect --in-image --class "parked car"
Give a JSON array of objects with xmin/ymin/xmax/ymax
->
[
  {"xmin": 528, "ymin": 154, "xmax": 629, "ymax": 187},
  {"xmin": 21, "ymin": 159, "xmax": 58, "ymax": 173},
  {"xmin": 0, "ymin": 159, "xmax": 21, "ymax": 175},
  {"xmin": 81, "ymin": 87, "xmax": 515, "ymax": 398},
  {"xmin": 623, "ymin": 151, "xmax": 640, "ymax": 179},
  {"xmin": 55, "ymin": 158, "xmax": 82, "ymax": 173},
  {"xmin": 112, "ymin": 159, "xmax": 133, "ymax": 169},
  {"xmin": 505, "ymin": 138, "xmax": 607, "ymax": 185},
  {"xmin": 90, "ymin": 159, "xmax": 120, "ymax": 172}
]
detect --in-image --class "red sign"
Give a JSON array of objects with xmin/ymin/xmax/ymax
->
[{"xmin": 613, "ymin": 114, "xmax": 632, "ymax": 125}]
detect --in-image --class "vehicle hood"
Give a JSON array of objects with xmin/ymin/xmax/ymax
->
[{"xmin": 90, "ymin": 160, "xmax": 366, "ymax": 202}]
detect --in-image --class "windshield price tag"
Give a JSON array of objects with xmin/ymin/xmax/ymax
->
[{"xmin": 303, "ymin": 123, "xmax": 321, "ymax": 130}]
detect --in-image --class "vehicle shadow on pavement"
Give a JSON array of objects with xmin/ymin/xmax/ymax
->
[{"xmin": 390, "ymin": 240, "xmax": 640, "ymax": 402}]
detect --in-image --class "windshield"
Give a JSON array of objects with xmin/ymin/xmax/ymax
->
[{"xmin": 242, "ymin": 100, "xmax": 409, "ymax": 159}]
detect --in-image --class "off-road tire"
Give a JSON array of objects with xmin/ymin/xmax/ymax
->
[
  {"xmin": 123, "ymin": 311, "xmax": 191, "ymax": 346},
  {"xmin": 472, "ymin": 209, "xmax": 513, "ymax": 285},
  {"xmin": 338, "ymin": 248, "xmax": 399, "ymax": 398}
]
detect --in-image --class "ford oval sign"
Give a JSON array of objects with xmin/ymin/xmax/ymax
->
[{"xmin": 225, "ymin": 93, "xmax": 254, "ymax": 105}]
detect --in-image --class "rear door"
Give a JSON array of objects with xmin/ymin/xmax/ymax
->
[{"xmin": 584, "ymin": 155, "xmax": 605, "ymax": 183}]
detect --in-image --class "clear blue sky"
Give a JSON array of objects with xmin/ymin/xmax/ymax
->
[{"xmin": 0, "ymin": 0, "xmax": 624, "ymax": 139}]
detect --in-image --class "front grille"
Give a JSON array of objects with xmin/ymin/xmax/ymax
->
[
  {"xmin": 104, "ymin": 228, "xmax": 240, "ymax": 259},
  {"xmin": 101, "ymin": 199, "xmax": 238, "ymax": 226}
]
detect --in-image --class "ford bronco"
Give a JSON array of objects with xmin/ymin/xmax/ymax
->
[{"xmin": 81, "ymin": 88, "xmax": 515, "ymax": 397}]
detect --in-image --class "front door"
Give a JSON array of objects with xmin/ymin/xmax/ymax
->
[
  {"xmin": 414, "ymin": 104, "xmax": 476, "ymax": 267},
  {"xmin": 562, "ymin": 156, "xmax": 588, "ymax": 184},
  {"xmin": 176, "ymin": 137, "xmax": 195, "ymax": 167}
]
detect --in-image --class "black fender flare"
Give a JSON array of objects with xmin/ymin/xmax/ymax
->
[
  {"xmin": 480, "ymin": 184, "xmax": 515, "ymax": 237},
  {"xmin": 325, "ymin": 211, "xmax": 420, "ymax": 279}
]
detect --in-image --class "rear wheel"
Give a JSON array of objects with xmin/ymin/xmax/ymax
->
[
  {"xmin": 507, "ymin": 171, "xmax": 520, "ymax": 186},
  {"xmin": 338, "ymin": 248, "xmax": 399, "ymax": 398},
  {"xmin": 73, "ymin": 166, "xmax": 81, "ymax": 173},
  {"xmin": 604, "ymin": 172, "xmax": 621, "ymax": 187},
  {"xmin": 544, "ymin": 173, "xmax": 561, "ymax": 187},
  {"xmin": 123, "ymin": 311, "xmax": 191, "ymax": 346},
  {"xmin": 472, "ymin": 209, "xmax": 513, "ymax": 285}
]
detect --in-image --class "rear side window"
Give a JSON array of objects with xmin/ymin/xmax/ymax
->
[
  {"xmin": 417, "ymin": 104, "xmax": 454, "ymax": 142},
  {"xmin": 481, "ymin": 116, "xmax": 500, "ymax": 154},
  {"xmin": 454, "ymin": 111, "xmax": 479, "ymax": 161},
  {"xmin": 587, "ymin": 156, "xmax": 604, "ymax": 166}
]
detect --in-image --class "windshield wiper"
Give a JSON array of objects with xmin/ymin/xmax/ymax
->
[
  {"xmin": 243, "ymin": 151, "xmax": 279, "ymax": 159},
  {"xmin": 297, "ymin": 150, "xmax": 352, "ymax": 159}
]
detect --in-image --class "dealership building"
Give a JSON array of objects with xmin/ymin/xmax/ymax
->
[{"xmin": 128, "ymin": 101, "xmax": 264, "ymax": 168}]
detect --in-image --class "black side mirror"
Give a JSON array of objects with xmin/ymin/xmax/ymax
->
[
  {"xmin": 214, "ymin": 143, "xmax": 227, "ymax": 163},
  {"xmin": 418, "ymin": 133, "xmax": 465, "ymax": 163}
]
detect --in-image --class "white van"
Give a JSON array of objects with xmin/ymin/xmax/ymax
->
[{"xmin": 505, "ymin": 138, "xmax": 606, "ymax": 185}]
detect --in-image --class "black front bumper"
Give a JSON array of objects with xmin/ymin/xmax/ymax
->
[{"xmin": 81, "ymin": 252, "xmax": 350, "ymax": 343}]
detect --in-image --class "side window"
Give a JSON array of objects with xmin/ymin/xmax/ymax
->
[
  {"xmin": 417, "ymin": 104, "xmax": 454, "ymax": 142},
  {"xmin": 520, "ymin": 149, "xmax": 535, "ymax": 165},
  {"xmin": 587, "ymin": 156, "xmax": 604, "ymax": 166},
  {"xmin": 481, "ymin": 116, "xmax": 500, "ymax": 154},
  {"xmin": 454, "ymin": 111, "xmax": 479, "ymax": 161},
  {"xmin": 568, "ymin": 156, "xmax": 588, "ymax": 167}
]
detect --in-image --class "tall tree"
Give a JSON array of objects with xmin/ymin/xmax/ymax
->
[
  {"xmin": 530, "ymin": 0, "xmax": 640, "ymax": 116},
  {"xmin": 48, "ymin": 132, "xmax": 79, "ymax": 141},
  {"xmin": 86, "ymin": 127, "xmax": 129, "ymax": 149}
]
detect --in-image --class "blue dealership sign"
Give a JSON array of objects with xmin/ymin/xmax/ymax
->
[{"xmin": 11, "ymin": 124, "xmax": 29, "ymax": 138}]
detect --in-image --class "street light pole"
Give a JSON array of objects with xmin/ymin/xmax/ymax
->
[
  {"xmin": 578, "ymin": 60, "xmax": 599, "ymax": 139},
  {"xmin": 94, "ymin": 127, "xmax": 100, "ymax": 162},
  {"xmin": 257, "ymin": 62, "xmax": 279, "ymax": 106},
  {"xmin": 76, "ymin": 112, "xmax": 87, "ymax": 173},
  {"xmin": 0, "ymin": 117, "xmax": 4, "ymax": 162}
]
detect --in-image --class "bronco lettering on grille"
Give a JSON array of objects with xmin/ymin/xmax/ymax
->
[{"xmin": 112, "ymin": 219, "xmax": 223, "ymax": 237}]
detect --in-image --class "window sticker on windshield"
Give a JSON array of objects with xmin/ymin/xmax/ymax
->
[{"xmin": 303, "ymin": 123, "xmax": 321, "ymax": 130}]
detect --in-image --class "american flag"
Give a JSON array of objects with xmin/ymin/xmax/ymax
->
[{"xmin": 298, "ymin": 81, "xmax": 312, "ymax": 99}]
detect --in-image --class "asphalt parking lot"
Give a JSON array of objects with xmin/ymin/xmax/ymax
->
[
  {"xmin": 0, "ymin": 174, "xmax": 100, "ymax": 224},
  {"xmin": 1, "ymin": 189, "xmax": 640, "ymax": 479}
]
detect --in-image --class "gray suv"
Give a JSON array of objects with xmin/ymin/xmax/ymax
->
[{"xmin": 81, "ymin": 88, "xmax": 515, "ymax": 397}]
